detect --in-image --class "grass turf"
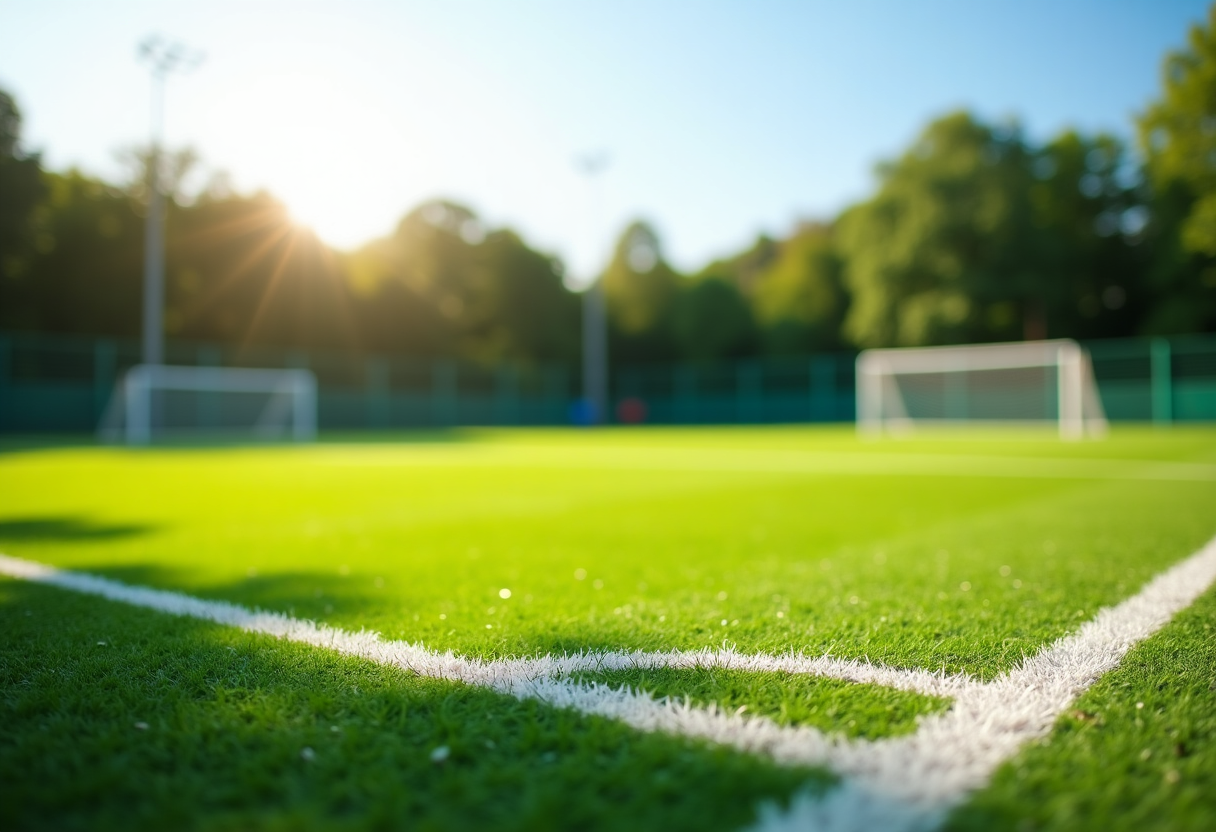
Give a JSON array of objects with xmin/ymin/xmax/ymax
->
[{"xmin": 1, "ymin": 424, "xmax": 1215, "ymax": 829}]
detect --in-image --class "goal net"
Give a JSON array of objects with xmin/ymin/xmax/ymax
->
[
  {"xmin": 99, "ymin": 365, "xmax": 317, "ymax": 444},
  {"xmin": 856, "ymin": 339, "xmax": 1107, "ymax": 438}
]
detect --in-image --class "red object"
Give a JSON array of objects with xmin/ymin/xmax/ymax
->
[{"xmin": 615, "ymin": 397, "xmax": 648, "ymax": 424}]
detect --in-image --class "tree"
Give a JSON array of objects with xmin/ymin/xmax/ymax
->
[
  {"xmin": 837, "ymin": 112, "xmax": 1040, "ymax": 348},
  {"xmin": 1137, "ymin": 4, "xmax": 1216, "ymax": 333},
  {"xmin": 750, "ymin": 222, "xmax": 848, "ymax": 354},
  {"xmin": 0, "ymin": 89, "xmax": 47, "ymax": 308},
  {"xmin": 602, "ymin": 221, "xmax": 682, "ymax": 362},
  {"xmin": 0, "ymin": 169, "xmax": 143, "ymax": 337},
  {"xmin": 670, "ymin": 277, "xmax": 756, "ymax": 361},
  {"xmin": 1026, "ymin": 131, "xmax": 1147, "ymax": 340}
]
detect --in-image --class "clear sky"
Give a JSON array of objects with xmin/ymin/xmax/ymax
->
[{"xmin": 0, "ymin": 0, "xmax": 1210, "ymax": 284}]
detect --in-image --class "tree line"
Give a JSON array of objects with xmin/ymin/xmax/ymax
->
[{"xmin": 2, "ymin": 6, "xmax": 1214, "ymax": 366}]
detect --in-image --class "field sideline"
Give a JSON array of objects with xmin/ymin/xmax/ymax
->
[{"xmin": 2, "ymin": 425, "xmax": 1215, "ymax": 831}]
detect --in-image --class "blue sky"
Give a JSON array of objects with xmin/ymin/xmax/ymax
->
[{"xmin": 0, "ymin": 0, "xmax": 1210, "ymax": 283}]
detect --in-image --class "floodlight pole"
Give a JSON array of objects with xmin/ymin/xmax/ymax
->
[
  {"xmin": 138, "ymin": 37, "xmax": 200, "ymax": 367},
  {"xmin": 577, "ymin": 152, "xmax": 610, "ymax": 425}
]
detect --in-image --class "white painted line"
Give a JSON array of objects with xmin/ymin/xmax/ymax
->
[
  {"xmin": 0, "ymin": 552, "xmax": 968, "ymax": 700},
  {"xmin": 748, "ymin": 532, "xmax": 1216, "ymax": 832},
  {"xmin": 4, "ymin": 533, "xmax": 1215, "ymax": 832}
]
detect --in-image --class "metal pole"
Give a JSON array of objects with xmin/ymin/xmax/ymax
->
[
  {"xmin": 138, "ymin": 37, "xmax": 201, "ymax": 367},
  {"xmin": 576, "ymin": 152, "xmax": 610, "ymax": 425}
]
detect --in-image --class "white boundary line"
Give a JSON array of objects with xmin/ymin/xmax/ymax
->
[{"xmin": 3, "ymin": 536, "xmax": 1216, "ymax": 832}]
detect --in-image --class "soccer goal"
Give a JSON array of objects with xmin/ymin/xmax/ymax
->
[
  {"xmin": 856, "ymin": 339, "xmax": 1108, "ymax": 439},
  {"xmin": 98, "ymin": 365, "xmax": 318, "ymax": 444}
]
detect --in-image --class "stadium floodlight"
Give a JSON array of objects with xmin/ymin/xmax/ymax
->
[
  {"xmin": 98, "ymin": 365, "xmax": 317, "ymax": 445},
  {"xmin": 138, "ymin": 36, "xmax": 203, "ymax": 366},
  {"xmin": 856, "ymin": 339, "xmax": 1108, "ymax": 439}
]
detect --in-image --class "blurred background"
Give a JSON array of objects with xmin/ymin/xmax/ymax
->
[{"xmin": 1, "ymin": 0, "xmax": 1214, "ymax": 430}]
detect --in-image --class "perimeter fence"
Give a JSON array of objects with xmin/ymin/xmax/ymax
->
[{"xmin": 0, "ymin": 330, "xmax": 1213, "ymax": 433}]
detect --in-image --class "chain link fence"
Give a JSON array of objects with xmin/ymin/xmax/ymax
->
[{"xmin": 1, "ymin": 331, "xmax": 1213, "ymax": 433}]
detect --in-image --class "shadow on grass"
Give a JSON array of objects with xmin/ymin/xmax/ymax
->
[
  {"xmin": 0, "ymin": 516, "xmax": 156, "ymax": 544},
  {"xmin": 0, "ymin": 579, "xmax": 830, "ymax": 832}
]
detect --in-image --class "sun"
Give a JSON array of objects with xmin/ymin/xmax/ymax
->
[{"xmin": 211, "ymin": 70, "xmax": 412, "ymax": 250}]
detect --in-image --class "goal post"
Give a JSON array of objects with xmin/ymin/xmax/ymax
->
[
  {"xmin": 99, "ymin": 364, "xmax": 318, "ymax": 445},
  {"xmin": 856, "ymin": 339, "xmax": 1107, "ymax": 439}
]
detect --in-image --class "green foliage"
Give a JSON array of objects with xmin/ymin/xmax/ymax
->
[
  {"xmin": 348, "ymin": 200, "xmax": 578, "ymax": 362},
  {"xmin": 0, "ymin": 91, "xmax": 47, "ymax": 299},
  {"xmin": 1137, "ymin": 5, "xmax": 1216, "ymax": 334},
  {"xmin": 837, "ymin": 113, "xmax": 1039, "ymax": 347},
  {"xmin": 1140, "ymin": 6, "xmax": 1216, "ymax": 257},
  {"xmin": 1, "ymin": 169, "xmax": 143, "ymax": 336},
  {"xmin": 7, "ymin": 1, "xmax": 1216, "ymax": 367},
  {"xmin": 751, "ymin": 223, "xmax": 848, "ymax": 354},
  {"xmin": 670, "ymin": 276, "xmax": 756, "ymax": 361},
  {"xmin": 601, "ymin": 221, "xmax": 682, "ymax": 361}
]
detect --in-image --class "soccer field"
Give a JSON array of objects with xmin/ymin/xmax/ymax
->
[{"xmin": 2, "ymin": 425, "xmax": 1215, "ymax": 831}]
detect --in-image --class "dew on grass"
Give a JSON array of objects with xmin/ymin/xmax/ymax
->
[
  {"xmin": 439, "ymin": 613, "xmax": 446, "ymax": 620},
  {"xmin": 721, "ymin": 619, "xmax": 728, "ymax": 626},
  {"xmin": 849, "ymin": 596, "xmax": 859, "ymax": 605},
  {"xmin": 658, "ymin": 614, "xmax": 666, "ymax": 622},
  {"xmin": 777, "ymin": 611, "xmax": 785, "ymax": 618},
  {"xmin": 1136, "ymin": 701, "xmax": 1145, "ymax": 709},
  {"xmin": 301, "ymin": 747, "xmax": 316, "ymax": 762},
  {"xmin": 133, "ymin": 721, "xmax": 148, "ymax": 731},
  {"xmin": 960, "ymin": 582, "xmax": 971, "ymax": 592},
  {"xmin": 330, "ymin": 726, "xmax": 340, "ymax": 733},
  {"xmin": 499, "ymin": 588, "xmax": 512, "ymax": 599},
  {"xmin": 716, "ymin": 591, "xmax": 728, "ymax": 601},
  {"xmin": 1139, "ymin": 748, "xmax": 1152, "ymax": 760},
  {"xmin": 574, "ymin": 568, "xmax": 587, "ymax": 580},
  {"xmin": 1165, "ymin": 769, "xmax": 1181, "ymax": 784},
  {"xmin": 485, "ymin": 624, "xmax": 493, "ymax": 629},
  {"xmin": 430, "ymin": 745, "xmax": 450, "ymax": 764},
  {"xmin": 999, "ymin": 565, "xmax": 1012, "ymax": 576},
  {"xmin": 1012, "ymin": 579, "xmax": 1023, "ymax": 589},
  {"xmin": 96, "ymin": 641, "xmax": 106, "ymax": 646},
  {"xmin": 593, "ymin": 579, "xmax": 604, "ymax": 590}
]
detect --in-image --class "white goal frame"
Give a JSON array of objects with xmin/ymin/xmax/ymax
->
[
  {"xmin": 99, "ymin": 364, "xmax": 318, "ymax": 445},
  {"xmin": 856, "ymin": 339, "xmax": 1108, "ymax": 439}
]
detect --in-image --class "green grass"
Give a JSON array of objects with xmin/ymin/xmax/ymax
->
[
  {"xmin": 572, "ymin": 667, "xmax": 949, "ymax": 738},
  {"xmin": 947, "ymin": 586, "xmax": 1216, "ymax": 832},
  {"xmin": 1, "ymin": 424, "xmax": 1215, "ymax": 830}
]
